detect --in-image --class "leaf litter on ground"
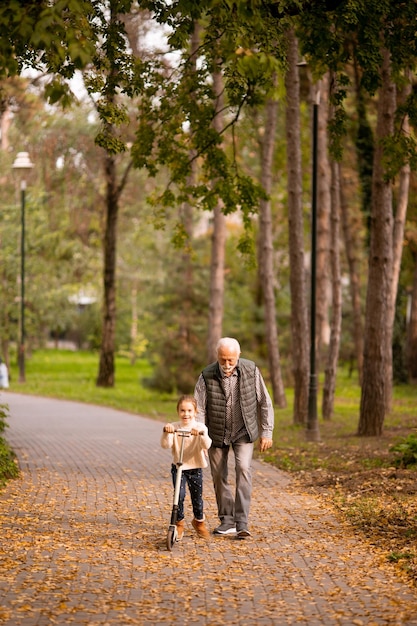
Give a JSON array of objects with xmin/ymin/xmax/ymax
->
[{"xmin": 264, "ymin": 416, "xmax": 417, "ymax": 588}]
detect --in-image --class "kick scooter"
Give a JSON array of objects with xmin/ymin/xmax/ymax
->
[{"xmin": 166, "ymin": 429, "xmax": 202, "ymax": 551}]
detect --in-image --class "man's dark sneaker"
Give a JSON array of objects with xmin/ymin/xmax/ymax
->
[
  {"xmin": 236, "ymin": 529, "xmax": 251, "ymax": 539},
  {"xmin": 213, "ymin": 524, "xmax": 237, "ymax": 535}
]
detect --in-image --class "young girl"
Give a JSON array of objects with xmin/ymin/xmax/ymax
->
[{"xmin": 161, "ymin": 395, "xmax": 212, "ymax": 540}]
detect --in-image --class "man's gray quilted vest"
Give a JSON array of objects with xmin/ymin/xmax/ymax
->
[{"xmin": 201, "ymin": 358, "xmax": 258, "ymax": 447}]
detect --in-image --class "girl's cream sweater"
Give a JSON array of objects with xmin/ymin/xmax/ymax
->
[{"xmin": 160, "ymin": 420, "xmax": 212, "ymax": 469}]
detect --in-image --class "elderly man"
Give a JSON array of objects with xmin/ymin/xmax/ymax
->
[{"xmin": 194, "ymin": 337, "xmax": 274, "ymax": 538}]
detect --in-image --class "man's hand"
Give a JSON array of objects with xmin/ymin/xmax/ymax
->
[{"xmin": 259, "ymin": 437, "xmax": 273, "ymax": 452}]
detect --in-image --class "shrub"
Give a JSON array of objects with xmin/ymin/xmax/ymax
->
[
  {"xmin": 390, "ymin": 433, "xmax": 417, "ymax": 468},
  {"xmin": 0, "ymin": 403, "xmax": 9, "ymax": 433},
  {"xmin": 0, "ymin": 403, "xmax": 19, "ymax": 486}
]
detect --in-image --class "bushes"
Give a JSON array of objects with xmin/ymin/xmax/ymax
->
[
  {"xmin": 0, "ymin": 403, "xmax": 19, "ymax": 487},
  {"xmin": 390, "ymin": 433, "xmax": 417, "ymax": 468}
]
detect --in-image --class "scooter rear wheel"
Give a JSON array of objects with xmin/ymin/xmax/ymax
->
[{"xmin": 167, "ymin": 526, "xmax": 177, "ymax": 551}]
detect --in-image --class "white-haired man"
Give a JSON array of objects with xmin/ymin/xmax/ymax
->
[{"xmin": 194, "ymin": 337, "xmax": 274, "ymax": 538}]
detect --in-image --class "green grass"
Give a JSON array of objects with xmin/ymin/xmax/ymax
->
[{"xmin": 6, "ymin": 349, "xmax": 178, "ymax": 419}]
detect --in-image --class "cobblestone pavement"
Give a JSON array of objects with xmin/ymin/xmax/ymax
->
[{"xmin": 1, "ymin": 392, "xmax": 417, "ymax": 625}]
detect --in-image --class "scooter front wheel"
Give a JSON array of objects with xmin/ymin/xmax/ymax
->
[{"xmin": 166, "ymin": 525, "xmax": 177, "ymax": 551}]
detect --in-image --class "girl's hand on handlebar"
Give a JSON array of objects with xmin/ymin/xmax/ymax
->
[
  {"xmin": 190, "ymin": 427, "xmax": 202, "ymax": 436},
  {"xmin": 163, "ymin": 424, "xmax": 175, "ymax": 433}
]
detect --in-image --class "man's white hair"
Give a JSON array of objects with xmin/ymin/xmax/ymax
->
[{"xmin": 216, "ymin": 337, "xmax": 241, "ymax": 355}]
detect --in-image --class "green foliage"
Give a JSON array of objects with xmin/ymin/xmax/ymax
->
[
  {"xmin": 142, "ymin": 254, "xmax": 209, "ymax": 394},
  {"xmin": 0, "ymin": 403, "xmax": 8, "ymax": 434},
  {"xmin": 96, "ymin": 101, "xmax": 129, "ymax": 126},
  {"xmin": 70, "ymin": 302, "xmax": 102, "ymax": 350},
  {"xmin": 298, "ymin": 0, "xmax": 417, "ymax": 178},
  {"xmin": 171, "ymin": 222, "xmax": 192, "ymax": 251},
  {"xmin": 354, "ymin": 91, "xmax": 374, "ymax": 228},
  {"xmin": 0, "ymin": 439, "xmax": 19, "ymax": 487},
  {"xmin": 390, "ymin": 433, "xmax": 417, "ymax": 468},
  {"xmin": 388, "ymin": 551, "xmax": 414, "ymax": 564},
  {"xmin": 95, "ymin": 130, "xmax": 127, "ymax": 154},
  {"xmin": 132, "ymin": 0, "xmax": 286, "ymax": 222},
  {"xmin": 405, "ymin": 90, "xmax": 417, "ymax": 133},
  {"xmin": 0, "ymin": 88, "xmax": 106, "ymax": 355},
  {"xmin": 0, "ymin": 0, "xmax": 96, "ymax": 80},
  {"xmin": 328, "ymin": 107, "xmax": 347, "ymax": 161},
  {"xmin": 44, "ymin": 79, "xmax": 75, "ymax": 107},
  {"xmin": 0, "ymin": 403, "xmax": 19, "ymax": 486},
  {"xmin": 381, "ymin": 134, "xmax": 417, "ymax": 181}
]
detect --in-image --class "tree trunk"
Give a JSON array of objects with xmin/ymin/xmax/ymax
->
[
  {"xmin": 285, "ymin": 29, "xmax": 309, "ymax": 425},
  {"xmin": 387, "ymin": 76, "xmax": 411, "ymax": 398},
  {"xmin": 353, "ymin": 56, "xmax": 374, "ymax": 243},
  {"xmin": 207, "ymin": 202, "xmax": 226, "ymax": 363},
  {"xmin": 340, "ymin": 169, "xmax": 364, "ymax": 382},
  {"xmin": 97, "ymin": 153, "xmax": 118, "ymax": 387},
  {"xmin": 407, "ymin": 252, "xmax": 417, "ymax": 381},
  {"xmin": 0, "ymin": 104, "xmax": 11, "ymax": 151},
  {"xmin": 130, "ymin": 284, "xmax": 138, "ymax": 365},
  {"xmin": 207, "ymin": 68, "xmax": 226, "ymax": 364},
  {"xmin": 322, "ymin": 159, "xmax": 342, "ymax": 420},
  {"xmin": 0, "ymin": 265, "xmax": 11, "ymax": 369},
  {"xmin": 258, "ymin": 94, "xmax": 287, "ymax": 408},
  {"xmin": 95, "ymin": 6, "xmax": 134, "ymax": 388},
  {"xmin": 358, "ymin": 48, "xmax": 395, "ymax": 436},
  {"xmin": 178, "ymin": 192, "xmax": 195, "ymax": 367},
  {"xmin": 391, "ymin": 161, "xmax": 410, "ymax": 315},
  {"xmin": 316, "ymin": 72, "xmax": 331, "ymax": 367}
]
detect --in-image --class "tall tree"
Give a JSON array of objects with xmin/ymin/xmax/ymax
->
[
  {"xmin": 386, "ymin": 75, "xmax": 412, "ymax": 396},
  {"xmin": 207, "ymin": 67, "xmax": 226, "ymax": 363},
  {"xmin": 322, "ymin": 159, "xmax": 342, "ymax": 420},
  {"xmin": 339, "ymin": 166, "xmax": 364, "ymax": 381},
  {"xmin": 358, "ymin": 48, "xmax": 395, "ymax": 436},
  {"xmin": 90, "ymin": 2, "xmax": 135, "ymax": 387},
  {"xmin": 322, "ymin": 72, "xmax": 343, "ymax": 420},
  {"xmin": 299, "ymin": 0, "xmax": 417, "ymax": 433},
  {"xmin": 176, "ymin": 22, "xmax": 200, "ymax": 376},
  {"xmin": 257, "ymin": 91, "xmax": 287, "ymax": 407},
  {"xmin": 406, "ymin": 250, "xmax": 417, "ymax": 381},
  {"xmin": 285, "ymin": 28, "xmax": 309, "ymax": 425},
  {"xmin": 315, "ymin": 72, "xmax": 331, "ymax": 366},
  {"xmin": 97, "ymin": 150, "xmax": 126, "ymax": 387}
]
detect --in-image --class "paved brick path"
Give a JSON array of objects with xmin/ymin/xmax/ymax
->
[{"xmin": 1, "ymin": 392, "xmax": 417, "ymax": 625}]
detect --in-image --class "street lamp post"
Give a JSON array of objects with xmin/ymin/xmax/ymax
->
[{"xmin": 12, "ymin": 151, "xmax": 34, "ymax": 383}]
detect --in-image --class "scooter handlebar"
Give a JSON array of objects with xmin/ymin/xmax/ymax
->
[
  {"xmin": 175, "ymin": 428, "xmax": 205, "ymax": 436},
  {"xmin": 163, "ymin": 428, "xmax": 204, "ymax": 436}
]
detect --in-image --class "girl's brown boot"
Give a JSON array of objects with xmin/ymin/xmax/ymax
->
[
  {"xmin": 176, "ymin": 519, "xmax": 185, "ymax": 541},
  {"xmin": 192, "ymin": 518, "xmax": 210, "ymax": 539}
]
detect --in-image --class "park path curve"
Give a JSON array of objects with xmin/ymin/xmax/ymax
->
[{"xmin": 0, "ymin": 392, "xmax": 416, "ymax": 625}]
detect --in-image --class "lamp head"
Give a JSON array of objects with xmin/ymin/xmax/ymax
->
[{"xmin": 12, "ymin": 152, "xmax": 34, "ymax": 171}]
